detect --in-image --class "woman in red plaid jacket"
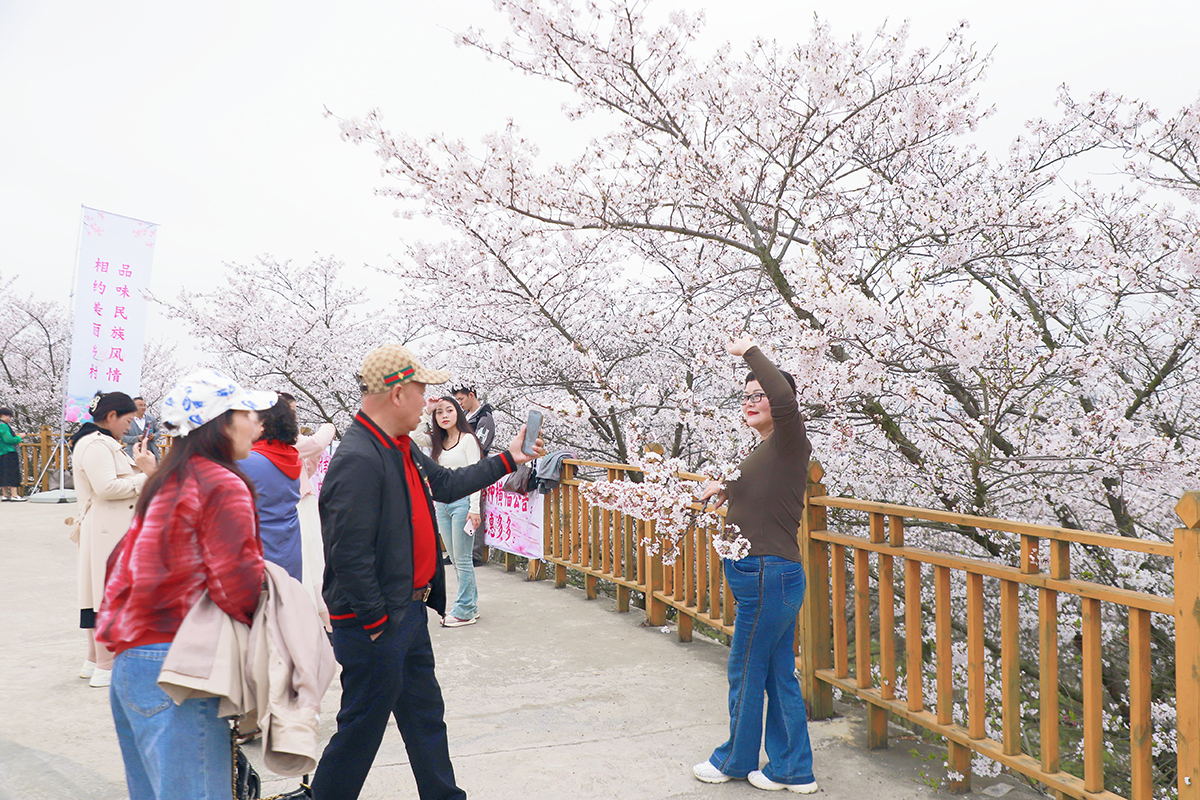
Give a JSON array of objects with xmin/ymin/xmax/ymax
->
[{"xmin": 96, "ymin": 370, "xmax": 277, "ymax": 800}]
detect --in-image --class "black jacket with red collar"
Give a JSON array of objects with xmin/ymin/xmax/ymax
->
[{"xmin": 319, "ymin": 411, "xmax": 517, "ymax": 630}]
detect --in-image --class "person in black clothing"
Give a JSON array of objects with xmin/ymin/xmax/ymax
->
[
  {"xmin": 452, "ymin": 384, "xmax": 496, "ymax": 565},
  {"xmin": 311, "ymin": 346, "xmax": 543, "ymax": 800},
  {"xmin": 451, "ymin": 385, "xmax": 494, "ymax": 454}
]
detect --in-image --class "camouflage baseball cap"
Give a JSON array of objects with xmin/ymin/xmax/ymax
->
[{"xmin": 358, "ymin": 344, "xmax": 450, "ymax": 394}]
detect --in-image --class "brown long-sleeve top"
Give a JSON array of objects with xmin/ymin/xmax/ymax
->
[{"xmin": 722, "ymin": 347, "xmax": 812, "ymax": 561}]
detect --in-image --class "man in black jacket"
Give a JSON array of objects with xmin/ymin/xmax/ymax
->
[
  {"xmin": 311, "ymin": 345, "xmax": 543, "ymax": 800},
  {"xmin": 452, "ymin": 384, "xmax": 495, "ymax": 565}
]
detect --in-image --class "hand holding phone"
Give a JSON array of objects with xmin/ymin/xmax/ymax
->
[{"xmin": 521, "ymin": 410, "xmax": 543, "ymax": 456}]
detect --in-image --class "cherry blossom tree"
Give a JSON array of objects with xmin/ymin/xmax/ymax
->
[
  {"xmin": 339, "ymin": 1, "xmax": 1197, "ymax": 538},
  {"xmin": 334, "ymin": 3, "xmax": 1196, "ymax": 793},
  {"xmin": 159, "ymin": 254, "xmax": 428, "ymax": 430},
  {"xmin": 0, "ymin": 276, "xmax": 71, "ymax": 429}
]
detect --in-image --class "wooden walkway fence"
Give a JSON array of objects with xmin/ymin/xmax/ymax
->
[
  {"xmin": 16, "ymin": 425, "xmax": 171, "ymax": 493},
  {"xmin": 529, "ymin": 458, "xmax": 1197, "ymax": 800},
  {"xmin": 17, "ymin": 425, "xmax": 68, "ymax": 493}
]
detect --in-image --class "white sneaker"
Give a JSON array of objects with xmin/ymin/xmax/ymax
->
[
  {"xmin": 748, "ymin": 770, "xmax": 818, "ymax": 793},
  {"xmin": 80, "ymin": 660, "xmax": 97, "ymax": 679},
  {"xmin": 89, "ymin": 668, "xmax": 112, "ymax": 688},
  {"xmin": 692, "ymin": 761, "xmax": 734, "ymax": 784}
]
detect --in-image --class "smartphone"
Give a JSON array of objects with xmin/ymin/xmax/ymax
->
[{"xmin": 521, "ymin": 410, "xmax": 543, "ymax": 455}]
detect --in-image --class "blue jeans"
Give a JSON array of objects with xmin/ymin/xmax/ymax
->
[
  {"xmin": 110, "ymin": 643, "xmax": 232, "ymax": 800},
  {"xmin": 708, "ymin": 556, "xmax": 815, "ymax": 785},
  {"xmin": 435, "ymin": 497, "xmax": 478, "ymax": 620}
]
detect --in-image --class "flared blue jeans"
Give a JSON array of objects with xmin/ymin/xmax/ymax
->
[{"xmin": 708, "ymin": 555, "xmax": 816, "ymax": 785}]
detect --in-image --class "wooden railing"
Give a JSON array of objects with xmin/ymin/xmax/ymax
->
[
  {"xmin": 535, "ymin": 459, "xmax": 1195, "ymax": 800},
  {"xmin": 16, "ymin": 425, "xmax": 171, "ymax": 494},
  {"xmin": 18, "ymin": 426, "xmax": 67, "ymax": 493},
  {"xmin": 541, "ymin": 460, "xmax": 735, "ymax": 641}
]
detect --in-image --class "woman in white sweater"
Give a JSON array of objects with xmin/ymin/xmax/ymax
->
[{"xmin": 416, "ymin": 395, "xmax": 484, "ymax": 627}]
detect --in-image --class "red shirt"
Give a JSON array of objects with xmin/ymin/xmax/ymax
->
[
  {"xmin": 396, "ymin": 434, "xmax": 438, "ymax": 590},
  {"xmin": 96, "ymin": 456, "xmax": 264, "ymax": 654}
]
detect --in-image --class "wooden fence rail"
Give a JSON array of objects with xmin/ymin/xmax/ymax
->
[
  {"xmin": 18, "ymin": 425, "xmax": 67, "ymax": 493},
  {"xmin": 536, "ymin": 459, "xmax": 1195, "ymax": 800},
  {"xmin": 16, "ymin": 425, "xmax": 170, "ymax": 494}
]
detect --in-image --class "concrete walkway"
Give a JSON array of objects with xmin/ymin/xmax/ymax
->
[{"xmin": 1, "ymin": 501, "xmax": 1044, "ymax": 800}]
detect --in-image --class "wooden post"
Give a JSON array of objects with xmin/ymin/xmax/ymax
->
[
  {"xmin": 799, "ymin": 462, "xmax": 834, "ymax": 720},
  {"xmin": 936, "ymin": 564, "xmax": 969, "ymax": 794},
  {"xmin": 1129, "ymin": 608, "xmax": 1151, "ymax": 800},
  {"xmin": 1174, "ymin": 493, "xmax": 1200, "ymax": 800},
  {"xmin": 39, "ymin": 425, "xmax": 52, "ymax": 492},
  {"xmin": 999, "ymin": 579, "xmax": 1020, "ymax": 757},
  {"xmin": 1039, "ymin": 537, "xmax": 1066, "ymax": 800},
  {"xmin": 1081, "ymin": 596, "xmax": 1103, "ymax": 794},
  {"xmin": 904, "ymin": 558, "xmax": 924, "ymax": 714},
  {"xmin": 617, "ymin": 511, "xmax": 631, "ymax": 611},
  {"xmin": 645, "ymin": 520, "xmax": 666, "ymax": 626},
  {"xmin": 966, "ymin": 571, "xmax": 984, "ymax": 741},
  {"xmin": 861, "ymin": 512, "xmax": 886, "ymax": 750},
  {"xmin": 553, "ymin": 468, "xmax": 569, "ymax": 588}
]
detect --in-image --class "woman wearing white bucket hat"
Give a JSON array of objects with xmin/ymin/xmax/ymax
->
[{"xmin": 96, "ymin": 369, "xmax": 277, "ymax": 800}]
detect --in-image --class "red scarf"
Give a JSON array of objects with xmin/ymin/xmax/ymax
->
[{"xmin": 251, "ymin": 439, "xmax": 302, "ymax": 480}]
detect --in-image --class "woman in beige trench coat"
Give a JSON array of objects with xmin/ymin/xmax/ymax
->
[{"xmin": 71, "ymin": 392, "xmax": 157, "ymax": 687}]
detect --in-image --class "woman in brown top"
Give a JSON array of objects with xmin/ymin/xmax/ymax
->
[{"xmin": 692, "ymin": 337, "xmax": 818, "ymax": 794}]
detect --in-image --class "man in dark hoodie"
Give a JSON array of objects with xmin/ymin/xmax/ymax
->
[{"xmin": 452, "ymin": 385, "xmax": 496, "ymax": 566}]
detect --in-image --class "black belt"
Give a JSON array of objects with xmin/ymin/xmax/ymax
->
[{"xmin": 413, "ymin": 585, "xmax": 431, "ymax": 602}]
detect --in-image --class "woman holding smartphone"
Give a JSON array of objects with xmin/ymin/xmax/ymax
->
[
  {"xmin": 415, "ymin": 395, "xmax": 484, "ymax": 628},
  {"xmin": 692, "ymin": 337, "xmax": 818, "ymax": 794},
  {"xmin": 71, "ymin": 391, "xmax": 158, "ymax": 688}
]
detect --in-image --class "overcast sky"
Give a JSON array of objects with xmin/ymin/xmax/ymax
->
[{"xmin": 2, "ymin": 0, "xmax": 1197, "ymax": 350}]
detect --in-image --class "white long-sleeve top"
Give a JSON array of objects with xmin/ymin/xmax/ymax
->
[
  {"xmin": 435, "ymin": 433, "xmax": 483, "ymax": 514},
  {"xmin": 411, "ymin": 412, "xmax": 484, "ymax": 513}
]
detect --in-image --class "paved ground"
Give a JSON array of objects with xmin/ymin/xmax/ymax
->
[{"xmin": 0, "ymin": 500, "xmax": 1046, "ymax": 799}]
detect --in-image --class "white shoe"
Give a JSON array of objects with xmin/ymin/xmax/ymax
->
[
  {"xmin": 748, "ymin": 770, "xmax": 818, "ymax": 793},
  {"xmin": 80, "ymin": 660, "xmax": 97, "ymax": 679},
  {"xmin": 692, "ymin": 761, "xmax": 734, "ymax": 784},
  {"xmin": 89, "ymin": 668, "xmax": 112, "ymax": 688}
]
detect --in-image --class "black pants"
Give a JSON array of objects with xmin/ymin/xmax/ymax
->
[{"xmin": 311, "ymin": 602, "xmax": 464, "ymax": 800}]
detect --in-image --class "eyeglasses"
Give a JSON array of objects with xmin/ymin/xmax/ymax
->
[{"xmin": 740, "ymin": 392, "xmax": 767, "ymax": 405}]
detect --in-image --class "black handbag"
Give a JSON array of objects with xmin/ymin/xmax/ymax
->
[
  {"xmin": 232, "ymin": 725, "xmax": 312, "ymax": 799},
  {"xmin": 233, "ymin": 734, "xmax": 261, "ymax": 800}
]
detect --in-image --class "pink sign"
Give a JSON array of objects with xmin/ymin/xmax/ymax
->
[
  {"xmin": 310, "ymin": 442, "xmax": 337, "ymax": 497},
  {"xmin": 483, "ymin": 478, "xmax": 544, "ymax": 560}
]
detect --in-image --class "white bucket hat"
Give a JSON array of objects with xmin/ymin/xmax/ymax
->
[{"xmin": 160, "ymin": 369, "xmax": 278, "ymax": 437}]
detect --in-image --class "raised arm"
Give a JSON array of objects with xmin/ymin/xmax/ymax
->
[
  {"xmin": 731, "ymin": 337, "xmax": 805, "ymax": 451},
  {"xmin": 297, "ymin": 422, "xmax": 336, "ymax": 459}
]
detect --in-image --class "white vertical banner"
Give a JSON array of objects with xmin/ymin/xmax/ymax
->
[{"xmin": 64, "ymin": 206, "xmax": 158, "ymax": 423}]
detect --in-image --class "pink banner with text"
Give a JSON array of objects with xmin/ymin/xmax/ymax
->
[{"xmin": 483, "ymin": 479, "xmax": 544, "ymax": 560}]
